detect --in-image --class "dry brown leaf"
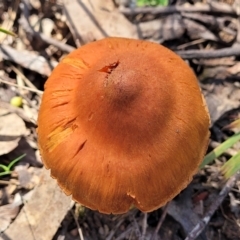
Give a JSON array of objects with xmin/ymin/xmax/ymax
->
[
  {"xmin": 0, "ymin": 109, "xmax": 27, "ymax": 155},
  {"xmin": 167, "ymin": 186, "xmax": 204, "ymax": 237},
  {"xmin": 15, "ymin": 165, "xmax": 41, "ymax": 190},
  {"xmin": 0, "ymin": 193, "xmax": 22, "ymax": 232},
  {"xmin": 2, "ymin": 168, "xmax": 72, "ymax": 240},
  {"xmin": 139, "ymin": 14, "xmax": 185, "ymax": 42},
  {"xmin": 183, "ymin": 18, "xmax": 218, "ymax": 41},
  {"xmin": 62, "ymin": 0, "xmax": 137, "ymax": 45}
]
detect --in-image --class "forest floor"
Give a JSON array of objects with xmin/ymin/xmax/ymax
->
[{"xmin": 1, "ymin": 0, "xmax": 240, "ymax": 239}]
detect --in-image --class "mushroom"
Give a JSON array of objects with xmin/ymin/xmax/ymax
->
[{"xmin": 37, "ymin": 37, "xmax": 210, "ymax": 214}]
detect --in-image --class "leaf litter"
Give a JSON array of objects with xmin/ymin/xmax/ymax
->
[{"xmin": 1, "ymin": 0, "xmax": 240, "ymax": 239}]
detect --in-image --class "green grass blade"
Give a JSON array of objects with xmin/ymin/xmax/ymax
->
[
  {"xmin": 0, "ymin": 27, "xmax": 17, "ymax": 37},
  {"xmin": 158, "ymin": 0, "xmax": 168, "ymax": 6},
  {"xmin": 0, "ymin": 154, "xmax": 26, "ymax": 178},
  {"xmin": 8, "ymin": 153, "xmax": 26, "ymax": 170},
  {"xmin": 0, "ymin": 171, "xmax": 12, "ymax": 177},
  {"xmin": 221, "ymin": 151, "xmax": 240, "ymax": 178},
  {"xmin": 137, "ymin": 0, "xmax": 168, "ymax": 6},
  {"xmin": 137, "ymin": 0, "xmax": 145, "ymax": 6},
  {"xmin": 200, "ymin": 132, "xmax": 240, "ymax": 168},
  {"xmin": 0, "ymin": 164, "xmax": 9, "ymax": 172}
]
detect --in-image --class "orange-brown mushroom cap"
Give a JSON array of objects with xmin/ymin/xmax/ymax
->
[{"xmin": 37, "ymin": 37, "xmax": 210, "ymax": 214}]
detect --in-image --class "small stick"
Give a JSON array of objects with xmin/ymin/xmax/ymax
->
[
  {"xmin": 19, "ymin": 1, "xmax": 75, "ymax": 53},
  {"xmin": 71, "ymin": 209, "xmax": 84, "ymax": 240},
  {"xmin": 120, "ymin": 3, "xmax": 235, "ymax": 16},
  {"xmin": 115, "ymin": 227, "xmax": 133, "ymax": 240},
  {"xmin": 0, "ymin": 44, "xmax": 58, "ymax": 76},
  {"xmin": 10, "ymin": 64, "xmax": 42, "ymax": 95},
  {"xmin": 133, "ymin": 217, "xmax": 142, "ymax": 239},
  {"xmin": 0, "ymin": 78, "xmax": 43, "ymax": 95},
  {"xmin": 151, "ymin": 203, "xmax": 169, "ymax": 240},
  {"xmin": 176, "ymin": 46, "xmax": 240, "ymax": 59},
  {"xmin": 141, "ymin": 212, "xmax": 148, "ymax": 239},
  {"xmin": 185, "ymin": 173, "xmax": 240, "ymax": 240},
  {"xmin": 0, "ymin": 180, "xmax": 14, "ymax": 185},
  {"xmin": 38, "ymin": 32, "xmax": 76, "ymax": 53},
  {"xmin": 106, "ymin": 217, "xmax": 125, "ymax": 240}
]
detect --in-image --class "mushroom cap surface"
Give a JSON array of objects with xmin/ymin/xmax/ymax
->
[{"xmin": 37, "ymin": 37, "xmax": 210, "ymax": 214}]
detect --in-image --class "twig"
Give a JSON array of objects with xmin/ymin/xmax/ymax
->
[
  {"xmin": 106, "ymin": 217, "xmax": 125, "ymax": 240},
  {"xmin": 106, "ymin": 210, "xmax": 138, "ymax": 240},
  {"xmin": 141, "ymin": 212, "xmax": 148, "ymax": 239},
  {"xmin": 233, "ymin": 0, "xmax": 240, "ymax": 44},
  {"xmin": 185, "ymin": 172, "xmax": 240, "ymax": 240},
  {"xmin": 0, "ymin": 44, "xmax": 58, "ymax": 76},
  {"xmin": 176, "ymin": 45, "xmax": 240, "ymax": 59},
  {"xmin": 0, "ymin": 78, "xmax": 43, "ymax": 95},
  {"xmin": 132, "ymin": 215, "xmax": 142, "ymax": 239},
  {"xmin": 0, "ymin": 180, "xmax": 18, "ymax": 185},
  {"xmin": 9, "ymin": 64, "xmax": 41, "ymax": 110},
  {"xmin": 0, "ymin": 100, "xmax": 33, "ymax": 123},
  {"xmin": 115, "ymin": 227, "xmax": 133, "ymax": 240},
  {"xmin": 120, "ymin": 2, "xmax": 235, "ymax": 16},
  {"xmin": 19, "ymin": 1, "xmax": 75, "ymax": 53},
  {"xmin": 9, "ymin": 64, "xmax": 42, "ymax": 97},
  {"xmin": 177, "ymin": 39, "xmax": 206, "ymax": 50},
  {"xmin": 38, "ymin": 32, "xmax": 76, "ymax": 53},
  {"xmin": 19, "ymin": 1, "xmax": 35, "ymax": 37},
  {"xmin": 151, "ymin": 203, "xmax": 169, "ymax": 240},
  {"xmin": 71, "ymin": 209, "xmax": 84, "ymax": 240},
  {"xmin": 45, "ymin": 32, "xmax": 73, "ymax": 56}
]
